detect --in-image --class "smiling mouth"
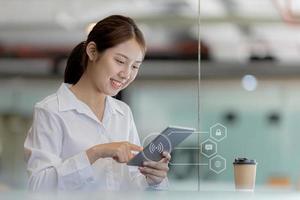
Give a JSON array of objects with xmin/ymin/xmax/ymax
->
[{"xmin": 110, "ymin": 79, "xmax": 124, "ymax": 90}]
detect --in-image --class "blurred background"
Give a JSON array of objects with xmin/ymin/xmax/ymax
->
[
  {"xmin": 199, "ymin": 0, "xmax": 300, "ymax": 192},
  {"xmin": 1, "ymin": 0, "xmax": 300, "ymax": 194},
  {"xmin": 0, "ymin": 0, "xmax": 198, "ymax": 191}
]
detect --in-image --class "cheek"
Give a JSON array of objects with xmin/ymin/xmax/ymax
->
[
  {"xmin": 130, "ymin": 71, "xmax": 138, "ymax": 81},
  {"xmin": 88, "ymin": 65, "xmax": 108, "ymax": 88},
  {"xmin": 123, "ymin": 71, "xmax": 138, "ymax": 88},
  {"xmin": 129, "ymin": 71, "xmax": 138, "ymax": 82}
]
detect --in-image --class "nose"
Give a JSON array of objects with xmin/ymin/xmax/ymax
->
[{"xmin": 119, "ymin": 66, "xmax": 131, "ymax": 79}]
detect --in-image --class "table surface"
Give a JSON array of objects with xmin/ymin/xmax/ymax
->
[
  {"xmin": 1, "ymin": 181, "xmax": 299, "ymax": 200},
  {"xmin": 1, "ymin": 190, "xmax": 300, "ymax": 200}
]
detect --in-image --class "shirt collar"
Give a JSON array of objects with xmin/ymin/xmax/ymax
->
[
  {"xmin": 106, "ymin": 96, "xmax": 125, "ymax": 116},
  {"xmin": 57, "ymin": 83, "xmax": 124, "ymax": 116},
  {"xmin": 57, "ymin": 83, "xmax": 78, "ymax": 112}
]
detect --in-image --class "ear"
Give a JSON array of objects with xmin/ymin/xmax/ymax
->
[{"xmin": 86, "ymin": 41, "xmax": 98, "ymax": 61}]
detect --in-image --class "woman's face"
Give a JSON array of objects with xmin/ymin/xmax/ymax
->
[{"xmin": 87, "ymin": 38, "xmax": 144, "ymax": 96}]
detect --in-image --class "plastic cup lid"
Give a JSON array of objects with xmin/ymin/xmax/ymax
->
[{"xmin": 233, "ymin": 157, "xmax": 256, "ymax": 165}]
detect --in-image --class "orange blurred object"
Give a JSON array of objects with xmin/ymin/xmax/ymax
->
[{"xmin": 267, "ymin": 176, "xmax": 291, "ymax": 187}]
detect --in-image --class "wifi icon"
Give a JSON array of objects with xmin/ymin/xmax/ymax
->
[{"xmin": 149, "ymin": 142, "xmax": 164, "ymax": 154}]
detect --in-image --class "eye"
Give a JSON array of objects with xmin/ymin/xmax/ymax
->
[
  {"xmin": 132, "ymin": 65, "xmax": 140, "ymax": 69},
  {"xmin": 115, "ymin": 59, "xmax": 125, "ymax": 64}
]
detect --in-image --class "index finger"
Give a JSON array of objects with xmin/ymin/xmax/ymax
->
[{"xmin": 128, "ymin": 143, "xmax": 143, "ymax": 152}]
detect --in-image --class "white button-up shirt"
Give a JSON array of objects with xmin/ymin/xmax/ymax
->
[{"xmin": 24, "ymin": 83, "xmax": 168, "ymax": 192}]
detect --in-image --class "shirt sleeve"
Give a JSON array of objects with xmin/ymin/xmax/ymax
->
[
  {"xmin": 24, "ymin": 106, "xmax": 95, "ymax": 192},
  {"xmin": 127, "ymin": 108, "xmax": 169, "ymax": 190}
]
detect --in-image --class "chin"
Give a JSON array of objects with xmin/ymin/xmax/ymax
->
[
  {"xmin": 98, "ymin": 86, "xmax": 119, "ymax": 97},
  {"xmin": 106, "ymin": 90, "xmax": 120, "ymax": 97}
]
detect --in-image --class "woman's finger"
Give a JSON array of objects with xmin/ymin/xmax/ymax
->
[
  {"xmin": 129, "ymin": 152, "xmax": 134, "ymax": 160},
  {"xmin": 139, "ymin": 166, "xmax": 167, "ymax": 178},
  {"xmin": 124, "ymin": 145, "xmax": 131, "ymax": 162},
  {"xmin": 143, "ymin": 161, "xmax": 169, "ymax": 171},
  {"xmin": 162, "ymin": 151, "xmax": 171, "ymax": 160},
  {"xmin": 159, "ymin": 157, "xmax": 169, "ymax": 163},
  {"xmin": 119, "ymin": 150, "xmax": 126, "ymax": 162},
  {"xmin": 118, "ymin": 149, "xmax": 127, "ymax": 163},
  {"xmin": 128, "ymin": 143, "xmax": 143, "ymax": 152},
  {"xmin": 145, "ymin": 174, "xmax": 162, "ymax": 184},
  {"xmin": 159, "ymin": 151, "xmax": 171, "ymax": 163}
]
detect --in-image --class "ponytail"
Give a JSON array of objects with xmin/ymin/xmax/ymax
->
[{"xmin": 64, "ymin": 41, "xmax": 87, "ymax": 84}]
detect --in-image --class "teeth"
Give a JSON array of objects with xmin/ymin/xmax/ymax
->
[{"xmin": 111, "ymin": 79, "xmax": 122, "ymax": 88}]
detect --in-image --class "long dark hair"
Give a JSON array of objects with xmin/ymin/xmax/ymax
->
[{"xmin": 64, "ymin": 15, "xmax": 146, "ymax": 84}]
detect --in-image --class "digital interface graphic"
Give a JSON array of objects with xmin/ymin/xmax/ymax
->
[
  {"xmin": 141, "ymin": 124, "xmax": 227, "ymax": 174},
  {"xmin": 168, "ymin": 123, "xmax": 226, "ymax": 174},
  {"xmin": 142, "ymin": 133, "xmax": 172, "ymax": 161}
]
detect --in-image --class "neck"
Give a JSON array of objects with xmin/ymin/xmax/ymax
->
[{"xmin": 70, "ymin": 73, "xmax": 106, "ymax": 120}]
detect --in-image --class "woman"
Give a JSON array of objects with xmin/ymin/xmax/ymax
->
[{"xmin": 24, "ymin": 15, "xmax": 170, "ymax": 192}]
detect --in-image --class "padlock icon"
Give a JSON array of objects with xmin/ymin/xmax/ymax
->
[{"xmin": 216, "ymin": 129, "xmax": 222, "ymax": 136}]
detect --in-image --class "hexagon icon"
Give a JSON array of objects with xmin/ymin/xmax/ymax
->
[
  {"xmin": 200, "ymin": 139, "xmax": 217, "ymax": 158},
  {"xmin": 209, "ymin": 155, "xmax": 226, "ymax": 174},
  {"xmin": 210, "ymin": 123, "xmax": 227, "ymax": 142}
]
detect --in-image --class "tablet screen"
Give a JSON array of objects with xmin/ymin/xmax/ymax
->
[{"xmin": 127, "ymin": 126, "xmax": 195, "ymax": 166}]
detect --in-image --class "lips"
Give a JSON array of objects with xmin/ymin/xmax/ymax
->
[{"xmin": 110, "ymin": 79, "xmax": 124, "ymax": 90}]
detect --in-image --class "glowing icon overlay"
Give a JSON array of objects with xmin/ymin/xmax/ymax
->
[
  {"xmin": 169, "ymin": 123, "xmax": 228, "ymax": 174},
  {"xmin": 149, "ymin": 142, "xmax": 164, "ymax": 154},
  {"xmin": 141, "ymin": 133, "xmax": 171, "ymax": 161},
  {"xmin": 201, "ymin": 139, "xmax": 217, "ymax": 158},
  {"xmin": 209, "ymin": 155, "xmax": 226, "ymax": 174},
  {"xmin": 210, "ymin": 123, "xmax": 227, "ymax": 142}
]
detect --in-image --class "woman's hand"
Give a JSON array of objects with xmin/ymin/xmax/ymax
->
[
  {"xmin": 138, "ymin": 151, "xmax": 171, "ymax": 186},
  {"xmin": 86, "ymin": 142, "xmax": 143, "ymax": 164}
]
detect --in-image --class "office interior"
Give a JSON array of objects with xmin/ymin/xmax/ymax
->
[{"xmin": 1, "ymin": 0, "xmax": 300, "ymax": 199}]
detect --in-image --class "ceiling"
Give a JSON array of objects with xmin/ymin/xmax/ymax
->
[
  {"xmin": 200, "ymin": 0, "xmax": 300, "ymax": 63},
  {"xmin": 2, "ymin": 0, "xmax": 300, "ymax": 63},
  {"xmin": 0, "ymin": 0, "xmax": 198, "ymax": 48}
]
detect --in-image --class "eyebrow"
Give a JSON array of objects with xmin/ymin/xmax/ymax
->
[{"xmin": 115, "ymin": 53, "xmax": 142, "ymax": 63}]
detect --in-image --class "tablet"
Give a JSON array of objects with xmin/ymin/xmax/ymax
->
[{"xmin": 127, "ymin": 126, "xmax": 195, "ymax": 166}]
